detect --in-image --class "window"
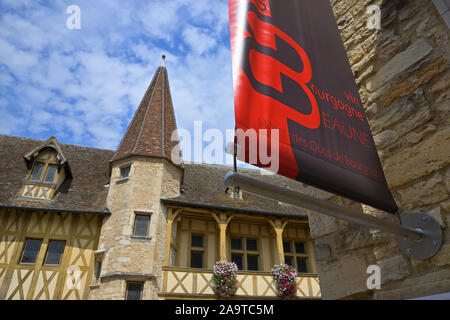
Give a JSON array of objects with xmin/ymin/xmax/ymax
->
[
  {"xmin": 44, "ymin": 165, "xmax": 58, "ymax": 183},
  {"xmin": 296, "ymin": 257, "xmax": 309, "ymax": 273},
  {"xmin": 29, "ymin": 161, "xmax": 58, "ymax": 183},
  {"xmin": 93, "ymin": 250, "xmax": 105, "ymax": 283},
  {"xmin": 44, "ymin": 240, "xmax": 65, "ymax": 265},
  {"xmin": 230, "ymin": 237, "xmax": 259, "ymax": 271},
  {"xmin": 190, "ymin": 234, "xmax": 205, "ymax": 268},
  {"xmin": 94, "ymin": 259, "xmax": 102, "ymax": 280},
  {"xmin": 284, "ymin": 256, "xmax": 294, "ymax": 267},
  {"xmin": 133, "ymin": 214, "xmax": 151, "ymax": 237},
  {"xmin": 231, "ymin": 238, "xmax": 242, "ymax": 250},
  {"xmin": 284, "ymin": 240, "xmax": 310, "ymax": 273},
  {"xmin": 126, "ymin": 282, "xmax": 144, "ymax": 300},
  {"xmin": 20, "ymin": 239, "xmax": 43, "ymax": 264},
  {"xmin": 225, "ymin": 187, "xmax": 244, "ymax": 200},
  {"xmin": 295, "ymin": 242, "xmax": 306, "ymax": 254},
  {"xmin": 247, "ymin": 254, "xmax": 259, "ymax": 271},
  {"xmin": 191, "ymin": 252, "xmax": 204, "ymax": 268},
  {"xmin": 30, "ymin": 162, "xmax": 45, "ymax": 181},
  {"xmin": 120, "ymin": 166, "xmax": 131, "ymax": 178},
  {"xmin": 283, "ymin": 241, "xmax": 292, "ymax": 253},
  {"xmin": 191, "ymin": 234, "xmax": 204, "ymax": 247},
  {"xmin": 231, "ymin": 253, "xmax": 243, "ymax": 270},
  {"xmin": 246, "ymin": 239, "xmax": 258, "ymax": 251}
]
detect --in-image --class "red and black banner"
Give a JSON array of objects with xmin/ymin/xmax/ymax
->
[{"xmin": 228, "ymin": 0, "xmax": 398, "ymax": 213}]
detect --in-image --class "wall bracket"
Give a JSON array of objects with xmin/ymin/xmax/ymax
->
[{"xmin": 395, "ymin": 212, "xmax": 443, "ymax": 260}]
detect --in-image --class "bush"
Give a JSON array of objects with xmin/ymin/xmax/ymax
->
[
  {"xmin": 212, "ymin": 260, "xmax": 238, "ymax": 298},
  {"xmin": 271, "ymin": 264, "xmax": 297, "ymax": 299}
]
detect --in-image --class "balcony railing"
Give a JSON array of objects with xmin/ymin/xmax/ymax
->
[{"xmin": 159, "ymin": 266, "xmax": 321, "ymax": 299}]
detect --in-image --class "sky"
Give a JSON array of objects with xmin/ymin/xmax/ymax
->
[{"xmin": 0, "ymin": 0, "xmax": 238, "ymax": 165}]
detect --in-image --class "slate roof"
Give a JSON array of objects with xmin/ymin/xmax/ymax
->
[
  {"xmin": 0, "ymin": 135, "xmax": 114, "ymax": 214},
  {"xmin": 162, "ymin": 163, "xmax": 332, "ymax": 218},
  {"xmin": 111, "ymin": 65, "xmax": 180, "ymax": 165}
]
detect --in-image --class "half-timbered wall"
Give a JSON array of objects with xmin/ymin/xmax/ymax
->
[
  {"xmin": 175, "ymin": 216, "xmax": 219, "ymax": 268},
  {"xmin": 227, "ymin": 219, "xmax": 276, "ymax": 271},
  {"xmin": 172, "ymin": 213, "xmax": 316, "ymax": 274},
  {"xmin": 0, "ymin": 209, "xmax": 102, "ymax": 300},
  {"xmin": 283, "ymin": 223, "xmax": 317, "ymax": 274},
  {"xmin": 161, "ymin": 210, "xmax": 319, "ymax": 299}
]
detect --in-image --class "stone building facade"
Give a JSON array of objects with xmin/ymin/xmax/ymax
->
[{"xmin": 308, "ymin": 0, "xmax": 450, "ymax": 299}]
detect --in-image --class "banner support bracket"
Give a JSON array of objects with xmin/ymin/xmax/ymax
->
[{"xmin": 224, "ymin": 171, "xmax": 443, "ymax": 260}]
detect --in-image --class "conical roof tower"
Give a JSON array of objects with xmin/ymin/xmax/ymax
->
[{"xmin": 111, "ymin": 55, "xmax": 180, "ymax": 165}]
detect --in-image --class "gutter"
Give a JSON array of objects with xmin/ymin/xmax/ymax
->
[
  {"xmin": 161, "ymin": 198, "xmax": 308, "ymax": 219},
  {"xmin": 0, "ymin": 204, "xmax": 111, "ymax": 216},
  {"xmin": 100, "ymin": 272, "xmax": 156, "ymax": 280}
]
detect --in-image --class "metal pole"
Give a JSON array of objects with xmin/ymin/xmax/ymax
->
[{"xmin": 224, "ymin": 171, "xmax": 424, "ymax": 241}]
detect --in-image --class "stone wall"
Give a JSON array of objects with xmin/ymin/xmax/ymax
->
[
  {"xmin": 309, "ymin": 0, "xmax": 450, "ymax": 299},
  {"xmin": 89, "ymin": 156, "xmax": 182, "ymax": 300}
]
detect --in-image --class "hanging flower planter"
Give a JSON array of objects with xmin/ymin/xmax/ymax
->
[
  {"xmin": 212, "ymin": 260, "xmax": 238, "ymax": 299},
  {"xmin": 271, "ymin": 264, "xmax": 298, "ymax": 300}
]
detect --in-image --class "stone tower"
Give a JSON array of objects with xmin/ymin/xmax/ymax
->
[{"xmin": 89, "ymin": 57, "xmax": 183, "ymax": 300}]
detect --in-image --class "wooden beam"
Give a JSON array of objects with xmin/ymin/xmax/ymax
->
[
  {"xmin": 165, "ymin": 205, "xmax": 211, "ymax": 215},
  {"xmin": 210, "ymin": 212, "xmax": 235, "ymax": 260},
  {"xmin": 266, "ymin": 218, "xmax": 288, "ymax": 265},
  {"xmin": 164, "ymin": 208, "xmax": 182, "ymax": 266}
]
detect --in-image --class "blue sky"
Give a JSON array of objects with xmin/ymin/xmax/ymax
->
[{"xmin": 0, "ymin": 0, "xmax": 236, "ymax": 159}]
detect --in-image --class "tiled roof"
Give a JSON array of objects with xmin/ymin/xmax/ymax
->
[
  {"xmin": 0, "ymin": 135, "xmax": 114, "ymax": 214},
  {"xmin": 162, "ymin": 163, "xmax": 333, "ymax": 218},
  {"xmin": 111, "ymin": 65, "xmax": 180, "ymax": 165},
  {"xmin": 0, "ymin": 135, "xmax": 333, "ymax": 218}
]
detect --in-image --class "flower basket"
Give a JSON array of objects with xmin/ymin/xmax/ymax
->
[
  {"xmin": 212, "ymin": 260, "xmax": 238, "ymax": 298},
  {"xmin": 271, "ymin": 264, "xmax": 297, "ymax": 300}
]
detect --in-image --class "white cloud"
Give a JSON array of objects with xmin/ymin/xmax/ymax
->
[
  {"xmin": 182, "ymin": 25, "xmax": 217, "ymax": 55},
  {"xmin": 0, "ymin": 0, "xmax": 33, "ymax": 9},
  {"xmin": 0, "ymin": 0, "xmax": 235, "ymax": 159},
  {"xmin": 0, "ymin": 38, "xmax": 39, "ymax": 77},
  {"xmin": 138, "ymin": 0, "xmax": 183, "ymax": 42}
]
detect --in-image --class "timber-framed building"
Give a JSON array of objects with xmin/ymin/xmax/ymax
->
[{"xmin": 0, "ymin": 63, "xmax": 320, "ymax": 300}]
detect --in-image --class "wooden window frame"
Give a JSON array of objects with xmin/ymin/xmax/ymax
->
[
  {"xmin": 19, "ymin": 238, "xmax": 43, "ymax": 265},
  {"xmin": 29, "ymin": 161, "xmax": 45, "ymax": 182},
  {"xmin": 189, "ymin": 233, "xmax": 205, "ymax": 269},
  {"xmin": 125, "ymin": 281, "xmax": 144, "ymax": 300},
  {"xmin": 43, "ymin": 240, "xmax": 66, "ymax": 266},
  {"xmin": 230, "ymin": 236, "xmax": 260, "ymax": 271},
  {"xmin": 29, "ymin": 161, "xmax": 59, "ymax": 184},
  {"xmin": 43, "ymin": 164, "xmax": 59, "ymax": 184},
  {"xmin": 283, "ymin": 239, "xmax": 311, "ymax": 274}
]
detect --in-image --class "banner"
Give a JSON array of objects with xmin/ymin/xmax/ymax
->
[{"xmin": 228, "ymin": 0, "xmax": 398, "ymax": 213}]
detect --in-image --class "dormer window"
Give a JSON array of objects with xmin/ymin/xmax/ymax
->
[
  {"xmin": 225, "ymin": 186, "xmax": 244, "ymax": 200},
  {"xmin": 21, "ymin": 136, "xmax": 71, "ymax": 201}
]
